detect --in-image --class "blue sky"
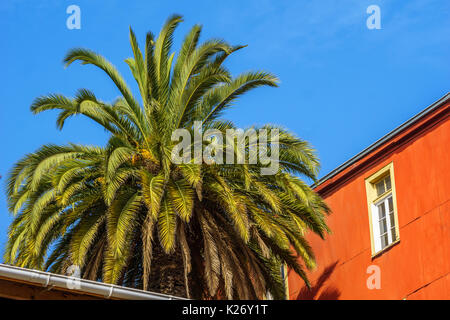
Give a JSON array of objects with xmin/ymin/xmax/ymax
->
[{"xmin": 0, "ymin": 0, "xmax": 449, "ymax": 256}]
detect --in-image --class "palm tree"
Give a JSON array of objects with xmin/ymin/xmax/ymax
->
[{"xmin": 4, "ymin": 15, "xmax": 329, "ymax": 299}]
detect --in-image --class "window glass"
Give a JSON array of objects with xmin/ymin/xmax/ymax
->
[
  {"xmin": 378, "ymin": 202, "xmax": 386, "ymax": 218},
  {"xmin": 388, "ymin": 196, "xmax": 393, "ymax": 212},
  {"xmin": 389, "ymin": 212, "xmax": 395, "ymax": 226},
  {"xmin": 385, "ymin": 176, "xmax": 392, "ymax": 191},
  {"xmin": 391, "ymin": 228, "xmax": 397, "ymax": 242},
  {"xmin": 379, "ymin": 218, "xmax": 387, "ymax": 234},
  {"xmin": 381, "ymin": 234, "xmax": 389, "ymax": 248},
  {"xmin": 376, "ymin": 180, "xmax": 385, "ymax": 196}
]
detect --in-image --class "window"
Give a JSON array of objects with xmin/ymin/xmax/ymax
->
[{"xmin": 365, "ymin": 163, "xmax": 400, "ymax": 255}]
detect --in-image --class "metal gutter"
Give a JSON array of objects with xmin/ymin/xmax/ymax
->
[
  {"xmin": 313, "ymin": 92, "xmax": 450, "ymax": 188},
  {"xmin": 0, "ymin": 263, "xmax": 186, "ymax": 300}
]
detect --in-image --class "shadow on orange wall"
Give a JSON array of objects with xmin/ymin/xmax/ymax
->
[{"xmin": 295, "ymin": 261, "xmax": 341, "ymax": 300}]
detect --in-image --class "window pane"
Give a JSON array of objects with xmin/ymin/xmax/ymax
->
[
  {"xmin": 378, "ymin": 203, "xmax": 386, "ymax": 218},
  {"xmin": 381, "ymin": 234, "xmax": 389, "ymax": 248},
  {"xmin": 376, "ymin": 180, "xmax": 385, "ymax": 196},
  {"xmin": 389, "ymin": 212, "xmax": 395, "ymax": 227},
  {"xmin": 391, "ymin": 228, "xmax": 397, "ymax": 242},
  {"xmin": 388, "ymin": 197, "xmax": 394, "ymax": 213},
  {"xmin": 379, "ymin": 218, "xmax": 387, "ymax": 234},
  {"xmin": 385, "ymin": 176, "xmax": 392, "ymax": 191}
]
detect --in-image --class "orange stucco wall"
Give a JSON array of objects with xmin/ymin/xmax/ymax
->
[{"xmin": 289, "ymin": 102, "xmax": 450, "ymax": 300}]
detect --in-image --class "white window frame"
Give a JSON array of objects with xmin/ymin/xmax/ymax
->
[
  {"xmin": 371, "ymin": 194, "xmax": 397, "ymax": 252},
  {"xmin": 365, "ymin": 162, "xmax": 400, "ymax": 256}
]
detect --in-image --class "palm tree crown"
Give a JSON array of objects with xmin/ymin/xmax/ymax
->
[{"xmin": 5, "ymin": 15, "xmax": 329, "ymax": 299}]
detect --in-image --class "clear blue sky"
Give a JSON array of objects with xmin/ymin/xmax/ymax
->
[{"xmin": 0, "ymin": 0, "xmax": 449, "ymax": 256}]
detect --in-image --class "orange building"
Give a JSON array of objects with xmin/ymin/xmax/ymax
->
[{"xmin": 288, "ymin": 93, "xmax": 450, "ymax": 300}]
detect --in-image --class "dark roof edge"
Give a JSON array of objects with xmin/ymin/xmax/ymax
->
[
  {"xmin": 0, "ymin": 263, "xmax": 186, "ymax": 300},
  {"xmin": 313, "ymin": 92, "xmax": 450, "ymax": 188}
]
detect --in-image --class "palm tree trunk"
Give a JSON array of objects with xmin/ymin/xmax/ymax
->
[{"xmin": 147, "ymin": 244, "xmax": 186, "ymax": 298}]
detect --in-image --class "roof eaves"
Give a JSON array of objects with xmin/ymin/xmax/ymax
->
[{"xmin": 0, "ymin": 263, "xmax": 187, "ymax": 300}]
